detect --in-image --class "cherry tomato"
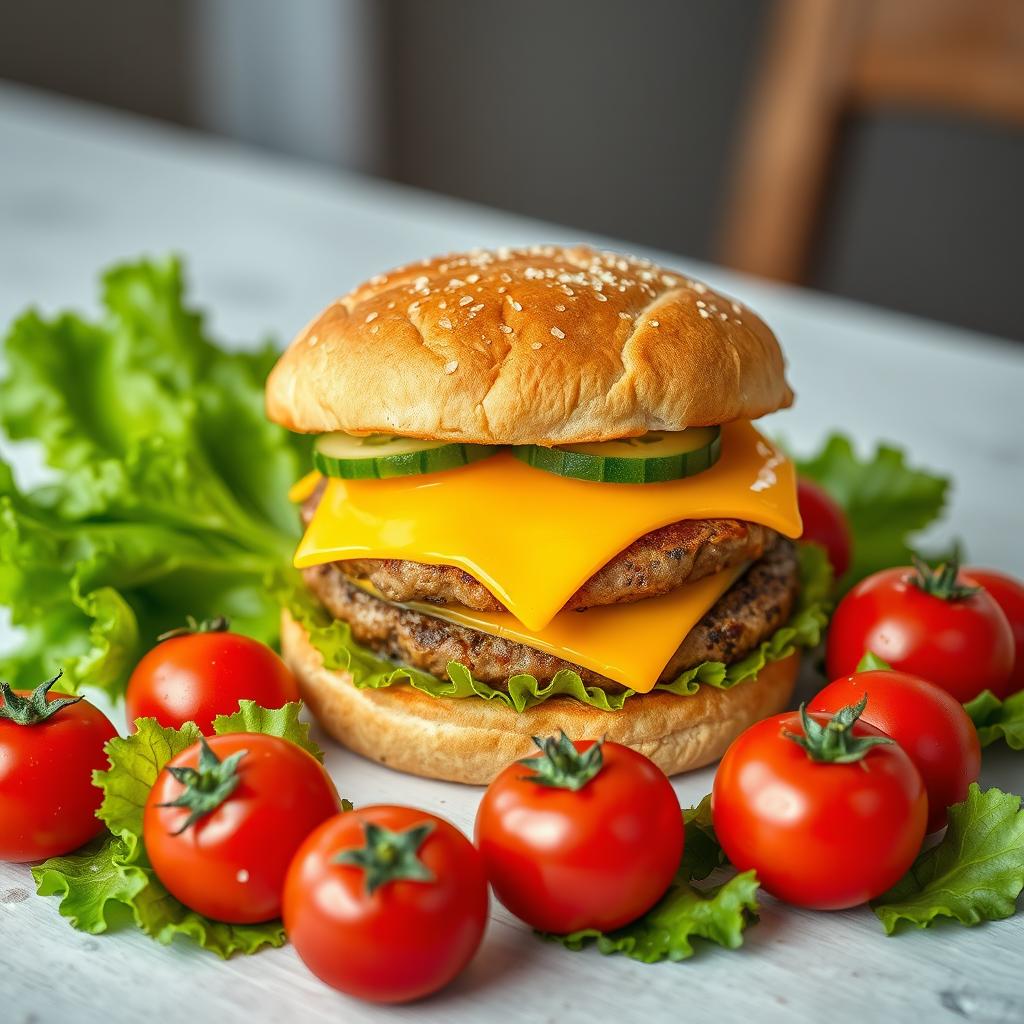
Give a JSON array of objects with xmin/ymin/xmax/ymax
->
[
  {"xmin": 475, "ymin": 733, "xmax": 683, "ymax": 934},
  {"xmin": 826, "ymin": 562, "xmax": 1014, "ymax": 701},
  {"xmin": 0, "ymin": 675, "xmax": 117, "ymax": 862},
  {"xmin": 810, "ymin": 670, "xmax": 980, "ymax": 832},
  {"xmin": 284, "ymin": 806, "xmax": 488, "ymax": 1004},
  {"xmin": 964, "ymin": 568, "xmax": 1024, "ymax": 694},
  {"xmin": 126, "ymin": 618, "xmax": 299, "ymax": 733},
  {"xmin": 144, "ymin": 734, "xmax": 340, "ymax": 923},
  {"xmin": 712, "ymin": 703, "xmax": 927, "ymax": 909},
  {"xmin": 797, "ymin": 478, "xmax": 853, "ymax": 578}
]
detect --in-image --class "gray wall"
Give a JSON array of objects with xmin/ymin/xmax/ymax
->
[{"xmin": 1, "ymin": 0, "xmax": 1022, "ymax": 341}]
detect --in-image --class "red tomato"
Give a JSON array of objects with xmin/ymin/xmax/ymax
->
[
  {"xmin": 126, "ymin": 620, "xmax": 298, "ymax": 733},
  {"xmin": 810, "ymin": 670, "xmax": 980, "ymax": 832},
  {"xmin": 284, "ymin": 806, "xmax": 488, "ymax": 1004},
  {"xmin": 474, "ymin": 734, "xmax": 683, "ymax": 933},
  {"xmin": 712, "ymin": 705, "xmax": 927, "ymax": 909},
  {"xmin": 0, "ymin": 675, "xmax": 117, "ymax": 862},
  {"xmin": 964, "ymin": 568, "xmax": 1024, "ymax": 694},
  {"xmin": 826, "ymin": 563, "xmax": 1015, "ymax": 701},
  {"xmin": 797, "ymin": 478, "xmax": 853, "ymax": 577},
  {"xmin": 144, "ymin": 734, "xmax": 340, "ymax": 923}
]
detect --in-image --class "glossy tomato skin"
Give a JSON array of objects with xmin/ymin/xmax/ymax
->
[
  {"xmin": 712, "ymin": 713, "xmax": 927, "ymax": 909},
  {"xmin": 797, "ymin": 478, "xmax": 852, "ymax": 578},
  {"xmin": 826, "ymin": 566, "xmax": 1015, "ymax": 701},
  {"xmin": 284, "ymin": 806, "xmax": 488, "ymax": 1004},
  {"xmin": 144, "ymin": 734, "xmax": 340, "ymax": 922},
  {"xmin": 810, "ymin": 671, "xmax": 980, "ymax": 832},
  {"xmin": 474, "ymin": 740, "xmax": 683, "ymax": 934},
  {"xmin": 126, "ymin": 631, "xmax": 299, "ymax": 733},
  {"xmin": 0, "ymin": 691, "xmax": 117, "ymax": 862},
  {"xmin": 965, "ymin": 569, "xmax": 1024, "ymax": 694}
]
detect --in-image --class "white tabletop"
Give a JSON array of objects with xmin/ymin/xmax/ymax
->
[{"xmin": 1, "ymin": 84, "xmax": 1023, "ymax": 1024}]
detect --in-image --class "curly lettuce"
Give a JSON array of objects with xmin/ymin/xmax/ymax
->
[{"xmin": 0, "ymin": 258, "xmax": 308, "ymax": 696}]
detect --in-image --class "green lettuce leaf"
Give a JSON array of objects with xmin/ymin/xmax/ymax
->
[
  {"xmin": 796, "ymin": 434, "xmax": 949, "ymax": 591},
  {"xmin": 872, "ymin": 784, "xmax": 1024, "ymax": 933},
  {"xmin": 31, "ymin": 701, "xmax": 323, "ymax": 958},
  {"xmin": 680, "ymin": 794, "xmax": 727, "ymax": 882},
  {"xmin": 964, "ymin": 691, "xmax": 1024, "ymax": 751},
  {"xmin": 212, "ymin": 699, "xmax": 324, "ymax": 762},
  {"xmin": 0, "ymin": 258, "xmax": 308, "ymax": 696},
  {"xmin": 545, "ymin": 796, "xmax": 758, "ymax": 963},
  {"xmin": 280, "ymin": 542, "xmax": 831, "ymax": 712}
]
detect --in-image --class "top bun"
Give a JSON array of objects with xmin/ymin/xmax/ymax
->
[{"xmin": 266, "ymin": 245, "xmax": 793, "ymax": 445}]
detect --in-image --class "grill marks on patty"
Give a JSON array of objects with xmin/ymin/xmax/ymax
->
[
  {"xmin": 302, "ymin": 483, "xmax": 778, "ymax": 611},
  {"xmin": 302, "ymin": 539, "xmax": 800, "ymax": 693}
]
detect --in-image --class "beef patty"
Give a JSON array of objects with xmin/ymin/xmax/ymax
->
[
  {"xmin": 302, "ymin": 485, "xmax": 778, "ymax": 612},
  {"xmin": 302, "ymin": 539, "xmax": 800, "ymax": 693}
]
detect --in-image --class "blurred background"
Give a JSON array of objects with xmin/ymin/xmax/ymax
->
[{"xmin": 2, "ymin": 0, "xmax": 1022, "ymax": 340}]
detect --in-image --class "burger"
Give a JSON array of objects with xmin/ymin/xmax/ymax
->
[{"xmin": 266, "ymin": 245, "xmax": 826, "ymax": 784}]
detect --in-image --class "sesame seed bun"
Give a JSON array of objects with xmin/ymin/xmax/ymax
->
[
  {"xmin": 280, "ymin": 610, "xmax": 800, "ymax": 784},
  {"xmin": 265, "ymin": 245, "xmax": 793, "ymax": 445}
]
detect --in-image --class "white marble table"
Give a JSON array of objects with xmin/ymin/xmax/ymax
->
[{"xmin": 1, "ymin": 84, "xmax": 1022, "ymax": 1024}]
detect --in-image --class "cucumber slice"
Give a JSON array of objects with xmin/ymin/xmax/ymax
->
[
  {"xmin": 313, "ymin": 432, "xmax": 499, "ymax": 479},
  {"xmin": 514, "ymin": 427, "xmax": 721, "ymax": 484}
]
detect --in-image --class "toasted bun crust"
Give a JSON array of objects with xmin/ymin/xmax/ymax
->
[
  {"xmin": 281, "ymin": 611, "xmax": 799, "ymax": 784},
  {"xmin": 266, "ymin": 245, "xmax": 793, "ymax": 445}
]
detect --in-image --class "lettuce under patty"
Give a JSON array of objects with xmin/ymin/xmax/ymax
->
[{"xmin": 277, "ymin": 542, "xmax": 831, "ymax": 712}]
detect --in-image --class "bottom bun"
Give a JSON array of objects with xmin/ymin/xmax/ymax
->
[{"xmin": 281, "ymin": 611, "xmax": 800, "ymax": 785}]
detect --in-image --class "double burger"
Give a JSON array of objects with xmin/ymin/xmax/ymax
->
[{"xmin": 267, "ymin": 245, "xmax": 820, "ymax": 783}]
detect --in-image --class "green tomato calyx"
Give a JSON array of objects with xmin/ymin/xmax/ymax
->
[
  {"xmin": 0, "ymin": 671, "xmax": 82, "ymax": 726},
  {"xmin": 158, "ymin": 735, "xmax": 247, "ymax": 834},
  {"xmin": 518, "ymin": 730, "xmax": 604, "ymax": 790},
  {"xmin": 335, "ymin": 819, "xmax": 436, "ymax": 895},
  {"xmin": 908, "ymin": 556, "xmax": 980, "ymax": 602},
  {"xmin": 157, "ymin": 614, "xmax": 230, "ymax": 643},
  {"xmin": 784, "ymin": 696, "xmax": 893, "ymax": 764}
]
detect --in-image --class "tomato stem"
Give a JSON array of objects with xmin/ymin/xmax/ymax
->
[
  {"xmin": 909, "ymin": 555, "xmax": 980, "ymax": 602},
  {"xmin": 518, "ymin": 730, "xmax": 604, "ymax": 790},
  {"xmin": 156, "ymin": 615, "xmax": 230, "ymax": 643},
  {"xmin": 783, "ymin": 696, "xmax": 894, "ymax": 764},
  {"xmin": 0, "ymin": 671, "xmax": 82, "ymax": 726},
  {"xmin": 335, "ymin": 820, "xmax": 435, "ymax": 895},
  {"xmin": 157, "ymin": 736, "xmax": 247, "ymax": 834}
]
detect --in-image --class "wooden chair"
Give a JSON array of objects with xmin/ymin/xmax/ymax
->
[{"xmin": 718, "ymin": 0, "xmax": 1024, "ymax": 283}]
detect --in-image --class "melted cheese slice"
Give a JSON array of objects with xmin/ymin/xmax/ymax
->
[
  {"xmin": 392, "ymin": 562, "xmax": 746, "ymax": 691},
  {"xmin": 294, "ymin": 420, "xmax": 801, "ymax": 631}
]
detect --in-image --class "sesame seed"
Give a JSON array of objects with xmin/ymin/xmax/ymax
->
[
  {"xmin": 307, "ymin": 334, "xmax": 319, "ymax": 347},
  {"xmin": 509, "ymin": 298, "xmax": 523, "ymax": 312},
  {"xmin": 551, "ymin": 327, "xmax": 565, "ymax": 339},
  {"xmin": 594, "ymin": 292, "xmax": 608, "ymax": 302},
  {"xmin": 438, "ymin": 317, "xmax": 453, "ymax": 329},
  {"xmin": 459, "ymin": 295, "xmax": 473, "ymax": 306},
  {"xmin": 619, "ymin": 312, "xmax": 632, "ymax": 320},
  {"xmin": 699, "ymin": 309, "xmax": 710, "ymax": 319},
  {"xmin": 555, "ymin": 303, "xmax": 566, "ymax": 311},
  {"xmin": 443, "ymin": 359, "xmax": 458, "ymax": 374},
  {"xmin": 532, "ymin": 342, "xmax": 543, "ymax": 350},
  {"xmin": 696, "ymin": 300, "xmax": 706, "ymax": 308},
  {"xmin": 499, "ymin": 324, "xmax": 513, "ymax": 334},
  {"xmin": 470, "ymin": 303, "xmax": 484, "ymax": 312},
  {"xmin": 439, "ymin": 300, "xmax": 447, "ymax": 309},
  {"xmin": 370, "ymin": 325, "xmax": 379, "ymax": 334},
  {"xmin": 364, "ymin": 312, "xmax": 378, "ymax": 323},
  {"xmin": 649, "ymin": 320, "xmax": 660, "ymax": 327}
]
